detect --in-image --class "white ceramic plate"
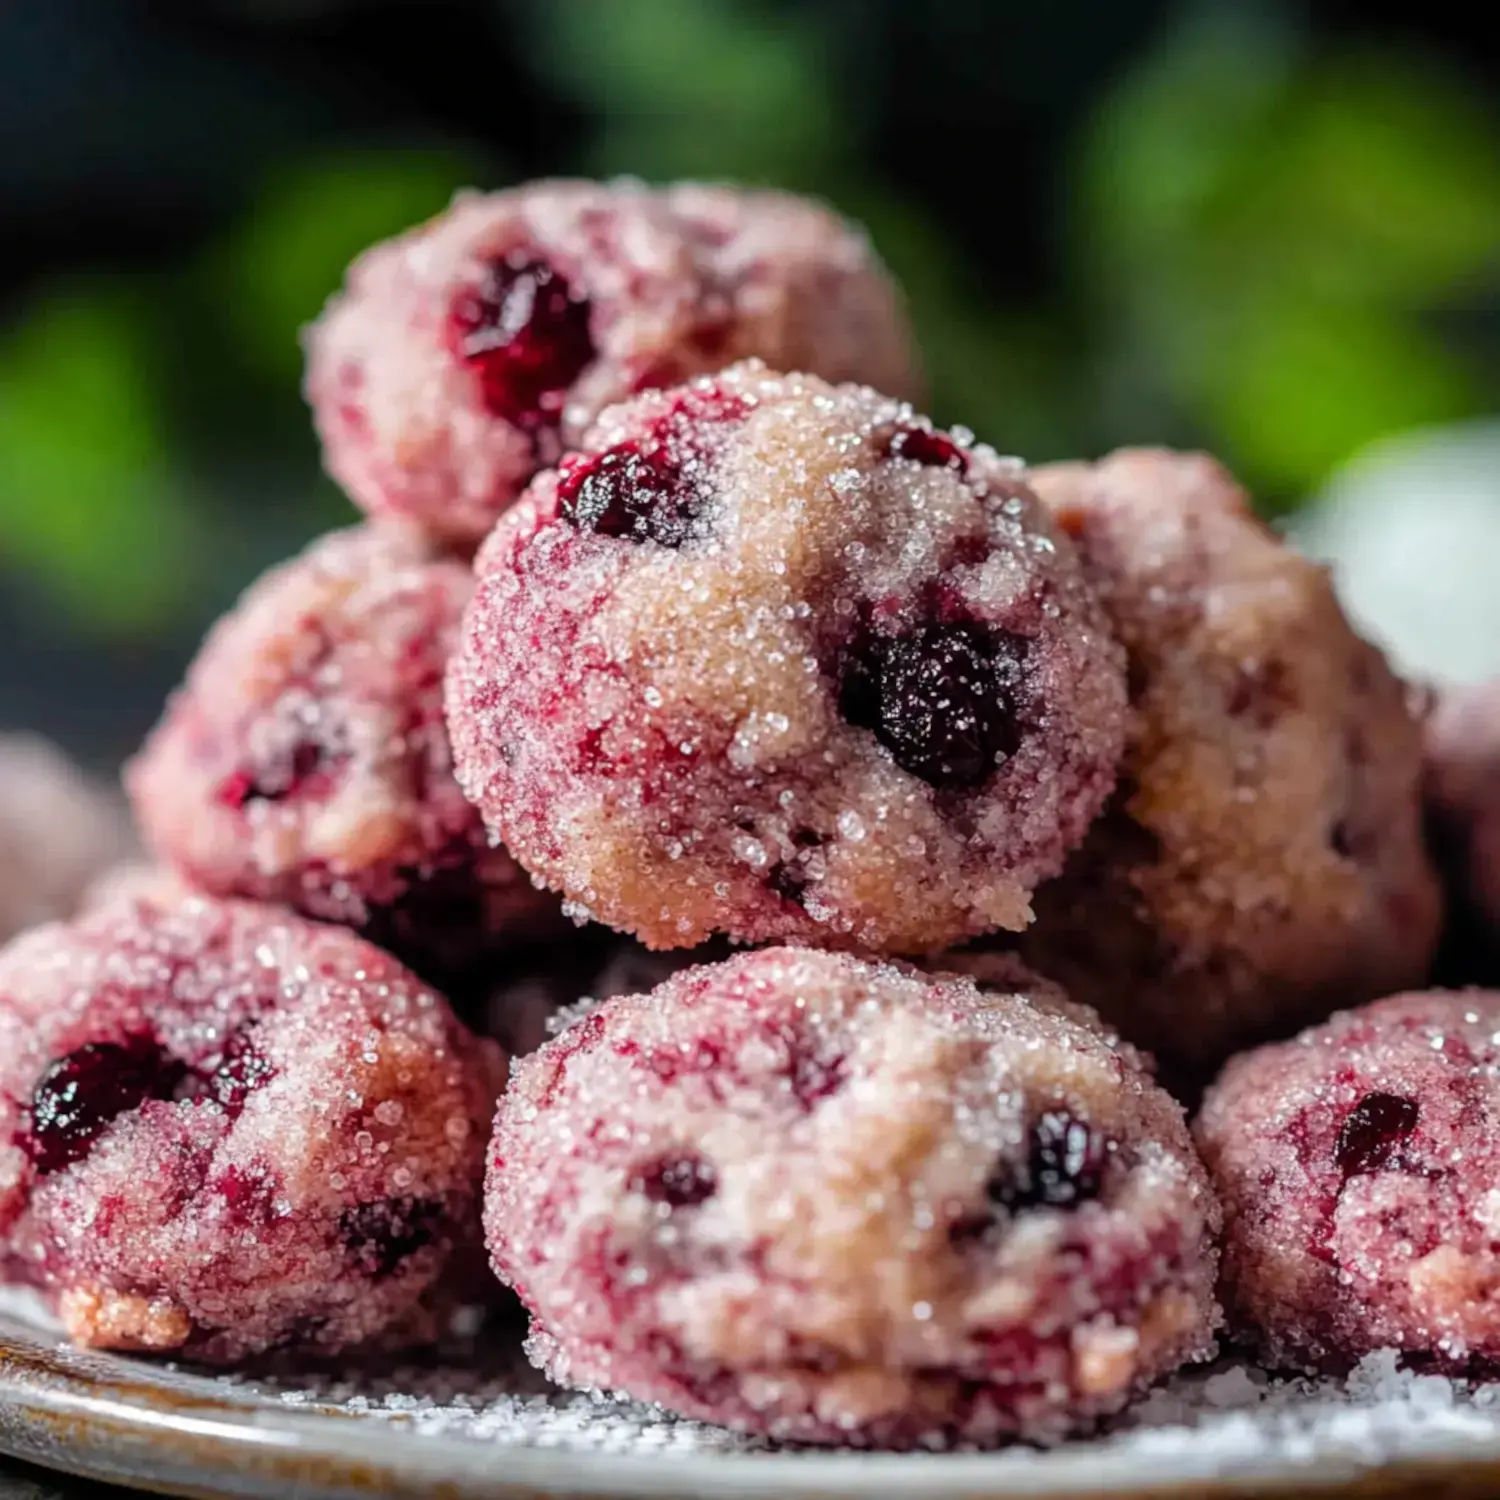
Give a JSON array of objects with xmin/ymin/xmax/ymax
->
[{"xmin": 8, "ymin": 1291, "xmax": 1500, "ymax": 1498}]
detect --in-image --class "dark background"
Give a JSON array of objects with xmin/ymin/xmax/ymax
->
[{"xmin": 1, "ymin": 0, "xmax": 1496, "ymax": 769}]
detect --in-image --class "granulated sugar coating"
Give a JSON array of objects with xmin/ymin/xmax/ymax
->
[
  {"xmin": 0, "ymin": 892, "xmax": 503, "ymax": 1365},
  {"xmin": 1426, "ymin": 679, "xmax": 1500, "ymax": 954},
  {"xmin": 0, "ymin": 734, "xmax": 131, "ymax": 944},
  {"xmin": 1010, "ymin": 448, "xmax": 1441, "ymax": 1077},
  {"xmin": 127, "ymin": 524, "xmax": 560, "ymax": 985},
  {"xmin": 1198, "ymin": 989, "xmax": 1500, "ymax": 1375},
  {"xmin": 240, "ymin": 1344, "xmax": 1500, "ymax": 1472},
  {"xmin": 932, "ymin": 948, "xmax": 1149, "ymax": 1054},
  {"xmin": 448, "ymin": 363, "xmax": 1127, "ymax": 954},
  {"xmin": 486, "ymin": 947, "xmax": 1221, "ymax": 1447},
  {"xmin": 306, "ymin": 180, "xmax": 919, "ymax": 548}
]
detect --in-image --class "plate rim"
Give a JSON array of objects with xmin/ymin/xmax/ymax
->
[{"xmin": 7, "ymin": 1313, "xmax": 1500, "ymax": 1500}]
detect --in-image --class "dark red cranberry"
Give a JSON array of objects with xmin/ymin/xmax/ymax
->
[
  {"xmin": 448, "ymin": 254, "xmax": 594, "ymax": 427},
  {"xmin": 883, "ymin": 425, "xmax": 968, "ymax": 474},
  {"xmin": 640, "ymin": 1036, "xmax": 728, "ymax": 1088},
  {"xmin": 767, "ymin": 860, "xmax": 810, "ymax": 906},
  {"xmin": 215, "ymin": 1165, "xmax": 277, "ymax": 1228},
  {"xmin": 215, "ymin": 770, "xmax": 255, "ymax": 809},
  {"xmin": 28, "ymin": 1037, "xmax": 185, "ymax": 1175},
  {"xmin": 840, "ymin": 622, "xmax": 1023, "ymax": 788},
  {"xmin": 1335, "ymin": 1092, "xmax": 1419, "ymax": 1176},
  {"xmin": 216, "ymin": 741, "xmax": 330, "ymax": 810},
  {"xmin": 786, "ymin": 1047, "xmax": 848, "ymax": 1111},
  {"xmin": 341, "ymin": 1197, "xmax": 444, "ymax": 1278},
  {"xmin": 558, "ymin": 443, "xmax": 697, "ymax": 547},
  {"xmin": 205, "ymin": 1031, "xmax": 275, "ymax": 1116},
  {"xmin": 988, "ymin": 1109, "xmax": 1110, "ymax": 1213},
  {"xmin": 635, "ymin": 1154, "xmax": 718, "ymax": 1208}
]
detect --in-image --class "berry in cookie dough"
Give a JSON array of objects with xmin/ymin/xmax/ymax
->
[
  {"xmin": 447, "ymin": 363, "xmax": 1127, "ymax": 955},
  {"xmin": 0, "ymin": 892, "xmax": 502, "ymax": 1364},
  {"xmin": 127, "ymin": 523, "xmax": 559, "ymax": 985},
  {"xmin": 307, "ymin": 180, "xmax": 919, "ymax": 547},
  {"xmin": 1198, "ymin": 989, "xmax": 1500, "ymax": 1373},
  {"xmin": 0, "ymin": 734, "xmax": 131, "ymax": 944},
  {"xmin": 1007, "ymin": 448, "xmax": 1441, "ymax": 1076},
  {"xmin": 487, "ymin": 947, "xmax": 1220, "ymax": 1446}
]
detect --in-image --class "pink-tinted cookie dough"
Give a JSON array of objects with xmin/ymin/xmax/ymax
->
[
  {"xmin": 0, "ymin": 734, "xmax": 131, "ymax": 944},
  {"xmin": 447, "ymin": 363, "xmax": 1127, "ymax": 955},
  {"xmin": 1007, "ymin": 448, "xmax": 1441, "ymax": 1075},
  {"xmin": 0, "ymin": 892, "xmax": 503, "ymax": 1364},
  {"xmin": 488, "ymin": 947, "xmax": 1221, "ymax": 1446},
  {"xmin": 1199, "ymin": 989, "xmax": 1500, "ymax": 1373},
  {"xmin": 307, "ymin": 180, "xmax": 919, "ymax": 547},
  {"xmin": 127, "ymin": 524, "xmax": 559, "ymax": 983},
  {"xmin": 1426, "ymin": 678, "xmax": 1500, "ymax": 949}
]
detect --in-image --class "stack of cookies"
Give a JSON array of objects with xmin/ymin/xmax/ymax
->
[{"xmin": 3, "ymin": 177, "xmax": 1493, "ymax": 1449}]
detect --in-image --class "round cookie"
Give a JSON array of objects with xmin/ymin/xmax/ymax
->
[
  {"xmin": 127, "ymin": 524, "xmax": 559, "ymax": 984},
  {"xmin": 1425, "ymin": 678, "xmax": 1500, "ymax": 976},
  {"xmin": 1007, "ymin": 447, "xmax": 1441, "ymax": 1077},
  {"xmin": 487, "ymin": 947, "xmax": 1221, "ymax": 1447},
  {"xmin": 447, "ymin": 363, "xmax": 1127, "ymax": 954},
  {"xmin": 0, "ymin": 892, "xmax": 502, "ymax": 1365},
  {"xmin": 0, "ymin": 734, "xmax": 131, "ymax": 944},
  {"xmin": 1198, "ymin": 989, "xmax": 1500, "ymax": 1373},
  {"xmin": 307, "ymin": 180, "xmax": 919, "ymax": 548}
]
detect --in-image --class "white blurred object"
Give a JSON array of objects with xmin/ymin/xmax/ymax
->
[
  {"xmin": 1290, "ymin": 420, "xmax": 1500, "ymax": 686},
  {"xmin": 0, "ymin": 734, "xmax": 134, "ymax": 943}
]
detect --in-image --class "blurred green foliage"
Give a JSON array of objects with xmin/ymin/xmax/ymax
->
[
  {"xmin": 527, "ymin": 0, "xmax": 854, "ymax": 183},
  {"xmin": 1080, "ymin": 10, "xmax": 1500, "ymax": 503},
  {"xmin": 1, "ymin": 0, "xmax": 1496, "ymax": 636},
  {"xmin": 217, "ymin": 147, "xmax": 480, "ymax": 385},
  {"xmin": 524, "ymin": 0, "xmax": 1076, "ymax": 455},
  {"xmin": 0, "ymin": 286, "xmax": 206, "ymax": 631}
]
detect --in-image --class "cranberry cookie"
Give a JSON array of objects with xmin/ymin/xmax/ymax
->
[
  {"xmin": 307, "ymin": 180, "xmax": 918, "ymax": 547},
  {"xmin": 447, "ymin": 364, "xmax": 1126, "ymax": 954},
  {"xmin": 0, "ymin": 893, "xmax": 502, "ymax": 1364},
  {"xmin": 128, "ymin": 524, "xmax": 558, "ymax": 983},
  {"xmin": 1199, "ymin": 989, "xmax": 1500, "ymax": 1372},
  {"xmin": 488, "ymin": 947, "xmax": 1220, "ymax": 1446},
  {"xmin": 1011, "ymin": 448, "xmax": 1441, "ymax": 1075}
]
